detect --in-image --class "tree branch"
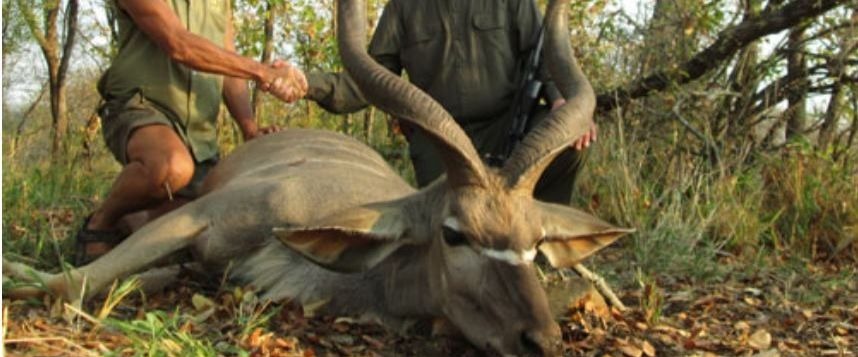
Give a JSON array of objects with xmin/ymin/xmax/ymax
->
[
  {"xmin": 15, "ymin": 80, "xmax": 50, "ymax": 138},
  {"xmin": 56, "ymin": 0, "xmax": 79, "ymax": 86},
  {"xmin": 596, "ymin": 0, "xmax": 848, "ymax": 112},
  {"xmin": 15, "ymin": 0, "xmax": 50, "ymax": 51}
]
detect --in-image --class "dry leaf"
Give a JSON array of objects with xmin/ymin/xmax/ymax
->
[
  {"xmin": 334, "ymin": 317, "xmax": 358, "ymax": 325},
  {"xmin": 744, "ymin": 296, "xmax": 762, "ymax": 306},
  {"xmin": 619, "ymin": 343, "xmax": 643, "ymax": 357},
  {"xmin": 642, "ymin": 340, "xmax": 656, "ymax": 356},
  {"xmin": 734, "ymin": 321, "xmax": 751, "ymax": 331},
  {"xmin": 329, "ymin": 334, "xmax": 355, "ymax": 346},
  {"xmin": 361, "ymin": 335, "xmax": 385, "ymax": 349},
  {"xmin": 749, "ymin": 329, "xmax": 772, "ymax": 350},
  {"xmin": 191, "ymin": 293, "xmax": 216, "ymax": 311},
  {"xmin": 302, "ymin": 299, "xmax": 329, "ymax": 318},
  {"xmin": 744, "ymin": 287, "xmax": 763, "ymax": 296},
  {"xmin": 192, "ymin": 307, "xmax": 215, "ymax": 323}
]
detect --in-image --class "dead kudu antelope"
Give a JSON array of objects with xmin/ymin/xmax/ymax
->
[{"xmin": 3, "ymin": 0, "xmax": 632, "ymax": 355}]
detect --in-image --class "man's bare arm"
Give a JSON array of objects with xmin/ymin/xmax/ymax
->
[
  {"xmin": 119, "ymin": 0, "xmax": 283, "ymax": 89},
  {"xmin": 220, "ymin": 13, "xmax": 259, "ymax": 140}
]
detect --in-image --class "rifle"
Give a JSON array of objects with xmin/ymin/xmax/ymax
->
[{"xmin": 490, "ymin": 24, "xmax": 546, "ymax": 166}]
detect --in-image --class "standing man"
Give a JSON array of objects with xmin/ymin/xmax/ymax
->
[
  {"xmin": 76, "ymin": 0, "xmax": 308, "ymax": 264},
  {"xmin": 305, "ymin": 0, "xmax": 596, "ymax": 203}
]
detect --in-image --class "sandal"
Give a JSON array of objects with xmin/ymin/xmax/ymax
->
[{"xmin": 74, "ymin": 215, "xmax": 128, "ymax": 266}]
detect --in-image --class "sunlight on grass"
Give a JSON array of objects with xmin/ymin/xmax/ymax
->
[
  {"xmin": 97, "ymin": 278, "xmax": 142, "ymax": 320},
  {"xmin": 103, "ymin": 310, "xmax": 222, "ymax": 356},
  {"xmin": 578, "ymin": 113, "xmax": 858, "ymax": 284}
]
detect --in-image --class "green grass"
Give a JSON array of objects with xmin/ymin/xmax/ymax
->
[
  {"xmin": 100, "ymin": 307, "xmax": 252, "ymax": 357},
  {"xmin": 2, "ymin": 133, "xmax": 118, "ymax": 268},
  {"xmin": 577, "ymin": 115, "xmax": 857, "ymax": 285}
]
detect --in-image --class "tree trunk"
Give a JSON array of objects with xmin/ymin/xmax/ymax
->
[
  {"xmin": 722, "ymin": 45, "xmax": 758, "ymax": 137},
  {"xmin": 838, "ymin": 91, "xmax": 858, "ymax": 163},
  {"xmin": 342, "ymin": 113, "xmax": 353, "ymax": 134},
  {"xmin": 817, "ymin": 82, "xmax": 844, "ymax": 149},
  {"xmin": 785, "ymin": 26, "xmax": 808, "ymax": 140},
  {"xmin": 817, "ymin": 14, "xmax": 854, "ymax": 150},
  {"xmin": 364, "ymin": 106, "xmax": 375, "ymax": 142},
  {"xmin": 252, "ymin": 0, "xmax": 276, "ymax": 119},
  {"xmin": 20, "ymin": 0, "xmax": 79, "ymax": 156},
  {"xmin": 720, "ymin": 0, "xmax": 762, "ymax": 143},
  {"xmin": 49, "ymin": 75, "xmax": 70, "ymax": 154},
  {"xmin": 639, "ymin": 0, "xmax": 697, "ymax": 77}
]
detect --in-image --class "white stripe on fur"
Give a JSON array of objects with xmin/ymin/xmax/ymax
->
[{"xmin": 480, "ymin": 248, "xmax": 537, "ymax": 265}]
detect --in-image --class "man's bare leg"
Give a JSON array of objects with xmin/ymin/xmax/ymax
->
[{"xmin": 83, "ymin": 124, "xmax": 195, "ymax": 256}]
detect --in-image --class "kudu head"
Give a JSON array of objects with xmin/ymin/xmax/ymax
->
[{"xmin": 274, "ymin": 0, "xmax": 632, "ymax": 355}]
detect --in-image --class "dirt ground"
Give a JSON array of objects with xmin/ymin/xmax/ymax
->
[{"xmin": 3, "ymin": 259, "xmax": 856, "ymax": 356}]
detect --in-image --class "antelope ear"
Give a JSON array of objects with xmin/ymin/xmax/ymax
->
[
  {"xmin": 273, "ymin": 201, "xmax": 413, "ymax": 272},
  {"xmin": 536, "ymin": 201, "xmax": 634, "ymax": 268}
]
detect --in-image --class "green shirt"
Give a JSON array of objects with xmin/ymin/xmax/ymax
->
[
  {"xmin": 307, "ymin": 0, "xmax": 560, "ymax": 125},
  {"xmin": 98, "ymin": 0, "xmax": 228, "ymax": 162}
]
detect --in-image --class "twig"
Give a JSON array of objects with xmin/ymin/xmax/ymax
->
[
  {"xmin": 3, "ymin": 336, "xmax": 98, "ymax": 356},
  {"xmin": 12, "ymin": 80, "xmax": 49, "ymax": 143},
  {"xmin": 63, "ymin": 302, "xmax": 100, "ymax": 326},
  {"xmin": 672, "ymin": 98, "xmax": 721, "ymax": 165},
  {"xmin": 570, "ymin": 263, "xmax": 627, "ymax": 311}
]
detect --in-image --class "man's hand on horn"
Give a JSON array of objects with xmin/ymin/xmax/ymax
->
[{"xmin": 551, "ymin": 98, "xmax": 597, "ymax": 151}]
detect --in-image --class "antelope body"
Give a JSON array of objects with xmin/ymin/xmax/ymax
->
[{"xmin": 4, "ymin": 0, "xmax": 632, "ymax": 355}]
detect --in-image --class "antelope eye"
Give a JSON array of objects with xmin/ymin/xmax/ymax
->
[{"xmin": 442, "ymin": 226, "xmax": 468, "ymax": 246}]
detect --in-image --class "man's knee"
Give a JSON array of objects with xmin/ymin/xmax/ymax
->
[
  {"xmin": 163, "ymin": 152, "xmax": 195, "ymax": 191},
  {"xmin": 126, "ymin": 125, "xmax": 196, "ymax": 195},
  {"xmin": 144, "ymin": 152, "xmax": 195, "ymax": 194}
]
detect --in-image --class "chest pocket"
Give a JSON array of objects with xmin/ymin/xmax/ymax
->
[
  {"xmin": 472, "ymin": 12, "xmax": 508, "ymax": 31},
  {"xmin": 404, "ymin": 23, "xmax": 441, "ymax": 48},
  {"xmin": 401, "ymin": 22, "xmax": 441, "ymax": 85},
  {"xmin": 472, "ymin": 11, "xmax": 512, "ymax": 58}
]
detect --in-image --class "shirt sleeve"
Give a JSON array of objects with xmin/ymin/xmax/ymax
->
[
  {"xmin": 306, "ymin": 71, "xmax": 367, "ymax": 114},
  {"xmin": 306, "ymin": 0, "xmax": 404, "ymax": 114}
]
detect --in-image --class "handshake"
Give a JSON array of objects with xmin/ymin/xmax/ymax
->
[{"xmin": 258, "ymin": 59, "xmax": 309, "ymax": 103}]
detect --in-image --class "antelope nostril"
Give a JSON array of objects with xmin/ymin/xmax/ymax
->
[
  {"xmin": 520, "ymin": 331, "xmax": 544, "ymax": 355},
  {"xmin": 520, "ymin": 329, "xmax": 562, "ymax": 357}
]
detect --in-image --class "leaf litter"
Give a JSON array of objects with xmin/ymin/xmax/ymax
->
[{"xmin": 3, "ymin": 262, "xmax": 856, "ymax": 356}]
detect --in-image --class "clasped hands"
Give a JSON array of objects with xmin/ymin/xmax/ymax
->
[
  {"xmin": 258, "ymin": 59, "xmax": 308, "ymax": 103},
  {"xmin": 243, "ymin": 60, "xmax": 307, "ymax": 141}
]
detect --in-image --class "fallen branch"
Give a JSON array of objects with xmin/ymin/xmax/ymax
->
[{"xmin": 570, "ymin": 263, "xmax": 627, "ymax": 311}]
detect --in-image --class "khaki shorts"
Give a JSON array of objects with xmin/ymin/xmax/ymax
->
[{"xmin": 99, "ymin": 93, "xmax": 217, "ymax": 198}]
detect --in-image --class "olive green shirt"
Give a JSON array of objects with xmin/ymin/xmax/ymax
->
[
  {"xmin": 307, "ymin": 0, "xmax": 560, "ymax": 125},
  {"xmin": 98, "ymin": 0, "xmax": 229, "ymax": 162}
]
